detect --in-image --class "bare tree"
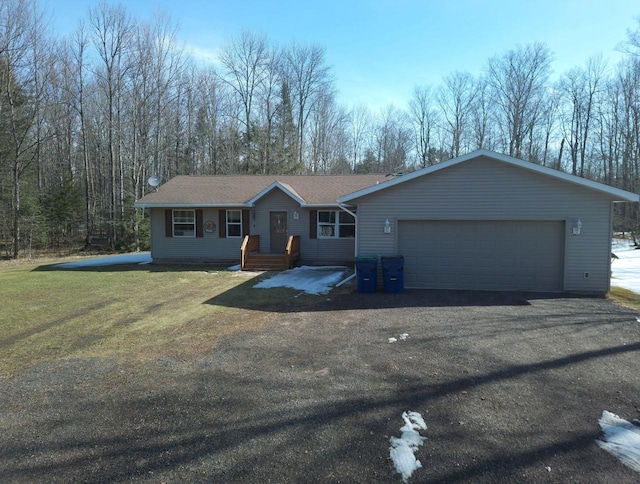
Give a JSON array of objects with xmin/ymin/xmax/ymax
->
[
  {"xmin": 470, "ymin": 76, "xmax": 496, "ymax": 151},
  {"xmin": 408, "ymin": 85, "xmax": 439, "ymax": 167},
  {"xmin": 89, "ymin": 1, "xmax": 133, "ymax": 248},
  {"xmin": 219, "ymin": 30, "xmax": 269, "ymax": 173},
  {"xmin": 309, "ymin": 92, "xmax": 348, "ymax": 173},
  {"xmin": 373, "ymin": 105, "xmax": 411, "ymax": 174},
  {"xmin": 486, "ymin": 43, "xmax": 552, "ymax": 159},
  {"xmin": 559, "ymin": 56, "xmax": 606, "ymax": 175},
  {"xmin": 348, "ymin": 103, "xmax": 370, "ymax": 170},
  {"xmin": 0, "ymin": 0, "xmax": 47, "ymax": 258},
  {"xmin": 282, "ymin": 42, "xmax": 333, "ymax": 168},
  {"xmin": 437, "ymin": 71, "xmax": 476, "ymax": 158}
]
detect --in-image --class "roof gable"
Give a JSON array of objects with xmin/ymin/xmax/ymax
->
[
  {"xmin": 338, "ymin": 149, "xmax": 640, "ymax": 203},
  {"xmin": 246, "ymin": 181, "xmax": 307, "ymax": 205}
]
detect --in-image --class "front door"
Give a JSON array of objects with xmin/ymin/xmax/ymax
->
[{"xmin": 270, "ymin": 211, "xmax": 288, "ymax": 253}]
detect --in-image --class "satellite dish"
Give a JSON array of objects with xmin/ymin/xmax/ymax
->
[{"xmin": 148, "ymin": 175, "xmax": 161, "ymax": 191}]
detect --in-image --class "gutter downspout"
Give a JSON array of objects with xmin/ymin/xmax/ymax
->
[
  {"xmin": 338, "ymin": 203, "xmax": 358, "ymax": 258},
  {"xmin": 338, "ymin": 202, "xmax": 359, "ymax": 287}
]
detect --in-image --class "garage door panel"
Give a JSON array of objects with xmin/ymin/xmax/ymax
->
[{"xmin": 398, "ymin": 221, "xmax": 564, "ymax": 292}]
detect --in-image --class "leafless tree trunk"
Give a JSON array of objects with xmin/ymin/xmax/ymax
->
[
  {"xmin": 219, "ymin": 30, "xmax": 269, "ymax": 173},
  {"xmin": 409, "ymin": 85, "xmax": 438, "ymax": 167},
  {"xmin": 89, "ymin": 2, "xmax": 132, "ymax": 248},
  {"xmin": 348, "ymin": 103, "xmax": 371, "ymax": 170},
  {"xmin": 0, "ymin": 0, "xmax": 46, "ymax": 258},
  {"xmin": 486, "ymin": 43, "xmax": 551, "ymax": 159},
  {"xmin": 282, "ymin": 43, "xmax": 332, "ymax": 169},
  {"xmin": 438, "ymin": 71, "xmax": 476, "ymax": 158}
]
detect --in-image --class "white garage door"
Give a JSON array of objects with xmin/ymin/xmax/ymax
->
[{"xmin": 398, "ymin": 220, "xmax": 565, "ymax": 292}]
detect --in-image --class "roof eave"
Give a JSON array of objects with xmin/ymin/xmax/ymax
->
[
  {"xmin": 134, "ymin": 202, "xmax": 253, "ymax": 208},
  {"xmin": 338, "ymin": 149, "xmax": 640, "ymax": 203}
]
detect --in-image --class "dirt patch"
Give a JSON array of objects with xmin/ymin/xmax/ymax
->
[{"xmin": 1, "ymin": 290, "xmax": 640, "ymax": 482}]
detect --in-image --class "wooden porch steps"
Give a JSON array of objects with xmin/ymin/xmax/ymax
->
[
  {"xmin": 243, "ymin": 253, "xmax": 292, "ymax": 271},
  {"xmin": 241, "ymin": 234, "xmax": 301, "ymax": 271}
]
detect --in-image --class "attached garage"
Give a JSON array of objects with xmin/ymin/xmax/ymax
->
[
  {"xmin": 339, "ymin": 149, "xmax": 640, "ymax": 294},
  {"xmin": 398, "ymin": 220, "xmax": 564, "ymax": 291}
]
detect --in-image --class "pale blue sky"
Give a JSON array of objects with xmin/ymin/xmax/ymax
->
[{"xmin": 48, "ymin": 0, "xmax": 639, "ymax": 111}]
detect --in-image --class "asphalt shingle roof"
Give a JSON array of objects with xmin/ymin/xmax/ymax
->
[{"xmin": 135, "ymin": 174, "xmax": 389, "ymax": 207}]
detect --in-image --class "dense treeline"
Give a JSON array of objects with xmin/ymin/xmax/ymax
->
[{"xmin": 1, "ymin": 0, "xmax": 639, "ymax": 258}]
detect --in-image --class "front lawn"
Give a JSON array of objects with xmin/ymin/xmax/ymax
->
[{"xmin": 0, "ymin": 260, "xmax": 300, "ymax": 378}]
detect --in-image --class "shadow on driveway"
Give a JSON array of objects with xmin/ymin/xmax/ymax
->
[{"xmin": 1, "ymin": 294, "xmax": 639, "ymax": 482}]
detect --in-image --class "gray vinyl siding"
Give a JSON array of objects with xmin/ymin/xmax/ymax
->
[
  {"xmin": 351, "ymin": 157, "xmax": 615, "ymax": 293},
  {"xmin": 149, "ymin": 188, "xmax": 356, "ymax": 265},
  {"xmin": 252, "ymin": 189, "xmax": 300, "ymax": 253},
  {"xmin": 150, "ymin": 207, "xmax": 243, "ymax": 262},
  {"xmin": 253, "ymin": 189, "xmax": 355, "ymax": 264}
]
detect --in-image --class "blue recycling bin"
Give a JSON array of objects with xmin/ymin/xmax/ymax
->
[
  {"xmin": 355, "ymin": 256, "xmax": 378, "ymax": 293},
  {"xmin": 381, "ymin": 256, "xmax": 404, "ymax": 293}
]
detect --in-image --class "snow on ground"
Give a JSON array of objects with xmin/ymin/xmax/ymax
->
[
  {"xmin": 253, "ymin": 266, "xmax": 350, "ymax": 295},
  {"xmin": 611, "ymin": 238, "xmax": 640, "ymax": 294},
  {"xmin": 389, "ymin": 333, "xmax": 409, "ymax": 343},
  {"xmin": 57, "ymin": 252, "xmax": 151, "ymax": 268},
  {"xmin": 596, "ymin": 410, "xmax": 640, "ymax": 473},
  {"xmin": 389, "ymin": 411, "xmax": 427, "ymax": 482}
]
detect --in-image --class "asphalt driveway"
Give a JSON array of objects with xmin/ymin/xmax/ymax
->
[{"xmin": 1, "ymin": 289, "xmax": 640, "ymax": 483}]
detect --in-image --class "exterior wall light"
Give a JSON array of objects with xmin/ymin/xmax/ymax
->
[
  {"xmin": 293, "ymin": 210, "xmax": 299, "ymax": 220},
  {"xmin": 384, "ymin": 219, "xmax": 392, "ymax": 234},
  {"xmin": 572, "ymin": 219, "xmax": 582, "ymax": 235}
]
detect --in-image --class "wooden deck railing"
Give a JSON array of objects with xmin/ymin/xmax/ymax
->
[
  {"xmin": 240, "ymin": 234, "xmax": 260, "ymax": 270},
  {"xmin": 285, "ymin": 235, "xmax": 301, "ymax": 268}
]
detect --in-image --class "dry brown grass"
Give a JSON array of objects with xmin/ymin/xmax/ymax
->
[
  {"xmin": 0, "ymin": 259, "xmax": 321, "ymax": 378},
  {"xmin": 608, "ymin": 286, "xmax": 640, "ymax": 312}
]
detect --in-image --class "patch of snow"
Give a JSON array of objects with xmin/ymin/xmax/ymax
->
[
  {"xmin": 596, "ymin": 410, "xmax": 640, "ymax": 473},
  {"xmin": 389, "ymin": 411, "xmax": 427, "ymax": 482},
  {"xmin": 611, "ymin": 239, "xmax": 640, "ymax": 294},
  {"xmin": 227, "ymin": 264, "xmax": 241, "ymax": 271},
  {"xmin": 389, "ymin": 333, "xmax": 409, "ymax": 343},
  {"xmin": 253, "ymin": 266, "xmax": 349, "ymax": 295},
  {"xmin": 57, "ymin": 252, "xmax": 151, "ymax": 268}
]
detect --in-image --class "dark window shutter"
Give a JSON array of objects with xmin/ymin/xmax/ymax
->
[
  {"xmin": 165, "ymin": 209, "xmax": 173, "ymax": 237},
  {"xmin": 242, "ymin": 210, "xmax": 250, "ymax": 236},
  {"xmin": 195, "ymin": 209, "xmax": 203, "ymax": 238},
  {"xmin": 219, "ymin": 210, "xmax": 226, "ymax": 238},
  {"xmin": 309, "ymin": 210, "xmax": 317, "ymax": 239}
]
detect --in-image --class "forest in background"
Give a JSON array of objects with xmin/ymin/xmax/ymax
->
[{"xmin": 1, "ymin": 0, "xmax": 640, "ymax": 258}]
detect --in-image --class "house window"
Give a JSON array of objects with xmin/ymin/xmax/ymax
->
[
  {"xmin": 318, "ymin": 210, "xmax": 355, "ymax": 238},
  {"xmin": 226, "ymin": 210, "xmax": 242, "ymax": 238},
  {"xmin": 173, "ymin": 210, "xmax": 195, "ymax": 237}
]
